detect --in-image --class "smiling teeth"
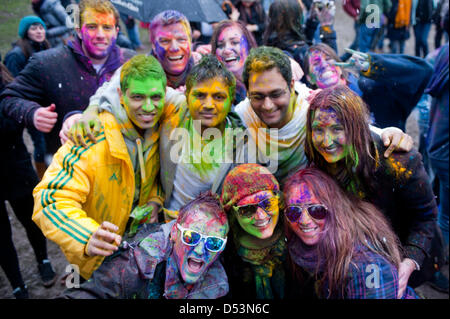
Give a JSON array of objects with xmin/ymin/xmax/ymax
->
[
  {"xmin": 168, "ymin": 56, "xmax": 183, "ymax": 60},
  {"xmin": 225, "ymin": 57, "xmax": 237, "ymax": 62},
  {"xmin": 300, "ymin": 227, "xmax": 317, "ymax": 233},
  {"xmin": 255, "ymin": 219, "xmax": 270, "ymax": 227}
]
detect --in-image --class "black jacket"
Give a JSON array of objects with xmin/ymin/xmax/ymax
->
[{"xmin": 0, "ymin": 39, "xmax": 135, "ymax": 155}]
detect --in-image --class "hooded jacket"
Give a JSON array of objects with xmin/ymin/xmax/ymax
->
[{"xmin": 0, "ymin": 38, "xmax": 135, "ymax": 155}]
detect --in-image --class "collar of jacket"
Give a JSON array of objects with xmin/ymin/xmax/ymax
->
[
  {"xmin": 100, "ymin": 112, "xmax": 133, "ymax": 163},
  {"xmin": 68, "ymin": 37, "xmax": 122, "ymax": 79}
]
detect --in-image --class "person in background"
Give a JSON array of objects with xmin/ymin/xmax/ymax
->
[
  {"xmin": 412, "ymin": 0, "xmax": 435, "ymax": 57},
  {"xmin": 425, "ymin": 42, "xmax": 449, "ymax": 293},
  {"xmin": 235, "ymin": 0, "xmax": 267, "ymax": 45},
  {"xmin": 0, "ymin": 62, "xmax": 56, "ymax": 299},
  {"xmin": 359, "ymin": 0, "xmax": 392, "ymax": 52},
  {"xmin": 341, "ymin": 0, "xmax": 361, "ymax": 61},
  {"xmin": 3, "ymin": 15, "xmax": 51, "ymax": 179},
  {"xmin": 31, "ymin": 0, "xmax": 73, "ymax": 47},
  {"xmin": 263, "ymin": 0, "xmax": 337, "ymax": 76},
  {"xmin": 386, "ymin": 0, "xmax": 411, "ymax": 54}
]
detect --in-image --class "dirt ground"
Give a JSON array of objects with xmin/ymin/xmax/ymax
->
[{"xmin": 0, "ymin": 1, "xmax": 448, "ymax": 299}]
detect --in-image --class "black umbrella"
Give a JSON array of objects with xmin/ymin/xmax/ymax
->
[{"xmin": 110, "ymin": 0, "xmax": 228, "ymax": 23}]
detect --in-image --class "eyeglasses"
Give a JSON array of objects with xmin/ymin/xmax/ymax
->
[
  {"xmin": 232, "ymin": 195, "xmax": 279, "ymax": 219},
  {"xmin": 248, "ymin": 88, "xmax": 289, "ymax": 105},
  {"xmin": 177, "ymin": 224, "xmax": 227, "ymax": 252},
  {"xmin": 285, "ymin": 204, "xmax": 328, "ymax": 223}
]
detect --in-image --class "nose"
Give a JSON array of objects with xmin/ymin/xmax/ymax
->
[
  {"xmin": 298, "ymin": 207, "xmax": 312, "ymax": 225},
  {"xmin": 96, "ymin": 26, "xmax": 106, "ymax": 38},
  {"xmin": 169, "ymin": 39, "xmax": 179, "ymax": 52},
  {"xmin": 261, "ymin": 96, "xmax": 275, "ymax": 111},
  {"xmin": 254, "ymin": 207, "xmax": 268, "ymax": 220},
  {"xmin": 201, "ymin": 95, "xmax": 215, "ymax": 111},
  {"xmin": 142, "ymin": 97, "xmax": 155, "ymax": 113},
  {"xmin": 322, "ymin": 131, "xmax": 333, "ymax": 147},
  {"xmin": 193, "ymin": 239, "xmax": 206, "ymax": 255}
]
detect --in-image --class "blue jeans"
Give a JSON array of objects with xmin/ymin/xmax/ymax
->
[
  {"xmin": 389, "ymin": 39, "xmax": 406, "ymax": 54},
  {"xmin": 413, "ymin": 23, "xmax": 431, "ymax": 57},
  {"xmin": 358, "ymin": 24, "xmax": 378, "ymax": 52},
  {"xmin": 430, "ymin": 159, "xmax": 449, "ymax": 247}
]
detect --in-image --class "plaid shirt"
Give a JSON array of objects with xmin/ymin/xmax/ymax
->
[{"xmin": 328, "ymin": 246, "xmax": 419, "ymax": 299}]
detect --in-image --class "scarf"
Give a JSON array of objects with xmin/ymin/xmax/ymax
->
[
  {"xmin": 288, "ymin": 233, "xmax": 325, "ymax": 275},
  {"xmin": 235, "ymin": 82, "xmax": 311, "ymax": 181},
  {"xmin": 233, "ymin": 222, "xmax": 286, "ymax": 299}
]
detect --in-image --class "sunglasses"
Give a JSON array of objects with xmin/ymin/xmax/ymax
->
[
  {"xmin": 177, "ymin": 224, "xmax": 227, "ymax": 253},
  {"xmin": 285, "ymin": 204, "xmax": 328, "ymax": 223},
  {"xmin": 232, "ymin": 195, "xmax": 279, "ymax": 219}
]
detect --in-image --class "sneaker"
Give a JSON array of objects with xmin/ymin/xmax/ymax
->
[
  {"xmin": 12, "ymin": 285, "xmax": 29, "ymax": 299},
  {"xmin": 38, "ymin": 259, "xmax": 57, "ymax": 287},
  {"xmin": 429, "ymin": 271, "xmax": 449, "ymax": 293}
]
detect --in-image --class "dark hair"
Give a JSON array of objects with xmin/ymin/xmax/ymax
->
[
  {"xmin": 210, "ymin": 20, "xmax": 257, "ymax": 55},
  {"xmin": 177, "ymin": 191, "xmax": 228, "ymax": 228},
  {"xmin": 305, "ymin": 85, "xmax": 378, "ymax": 197},
  {"xmin": 1, "ymin": 62, "xmax": 14, "ymax": 87},
  {"xmin": 283, "ymin": 167, "xmax": 402, "ymax": 297},
  {"xmin": 304, "ymin": 43, "xmax": 351, "ymax": 88},
  {"xmin": 185, "ymin": 54, "xmax": 236, "ymax": 100},
  {"xmin": 236, "ymin": 0, "xmax": 266, "ymax": 25},
  {"xmin": 16, "ymin": 35, "xmax": 51, "ymax": 60},
  {"xmin": 242, "ymin": 46, "xmax": 292, "ymax": 90},
  {"xmin": 263, "ymin": 0, "xmax": 306, "ymax": 48}
]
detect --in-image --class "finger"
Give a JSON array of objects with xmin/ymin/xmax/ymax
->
[
  {"xmin": 38, "ymin": 116, "xmax": 58, "ymax": 125},
  {"xmin": 384, "ymin": 141, "xmax": 397, "ymax": 158},
  {"xmin": 333, "ymin": 61, "xmax": 354, "ymax": 67},
  {"xmin": 75, "ymin": 123, "xmax": 88, "ymax": 148},
  {"xmin": 345, "ymin": 48, "xmax": 369, "ymax": 59},
  {"xmin": 91, "ymin": 238, "xmax": 119, "ymax": 252},
  {"xmin": 101, "ymin": 221, "xmax": 119, "ymax": 233},
  {"xmin": 88, "ymin": 244, "xmax": 115, "ymax": 257},
  {"xmin": 85, "ymin": 124, "xmax": 96, "ymax": 144},
  {"xmin": 95, "ymin": 228, "xmax": 121, "ymax": 245}
]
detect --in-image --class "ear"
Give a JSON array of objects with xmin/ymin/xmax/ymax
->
[
  {"xmin": 118, "ymin": 87, "xmax": 125, "ymax": 105},
  {"xmin": 290, "ymin": 78, "xmax": 295, "ymax": 91},
  {"xmin": 170, "ymin": 223, "xmax": 178, "ymax": 242}
]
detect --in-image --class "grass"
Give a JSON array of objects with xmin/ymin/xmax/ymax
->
[{"xmin": 0, "ymin": 0, "xmax": 33, "ymax": 60}]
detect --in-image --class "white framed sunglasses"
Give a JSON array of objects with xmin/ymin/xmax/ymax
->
[{"xmin": 177, "ymin": 224, "xmax": 227, "ymax": 252}]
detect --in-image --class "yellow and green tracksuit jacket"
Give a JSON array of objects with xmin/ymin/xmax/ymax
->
[{"xmin": 32, "ymin": 112, "xmax": 164, "ymax": 279}]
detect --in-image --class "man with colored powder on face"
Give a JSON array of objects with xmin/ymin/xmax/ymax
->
[
  {"xmin": 0, "ymin": 0, "xmax": 135, "ymax": 164},
  {"xmin": 57, "ymin": 10, "xmax": 195, "ymax": 143},
  {"xmin": 32, "ymin": 55, "xmax": 165, "ymax": 281},
  {"xmin": 159, "ymin": 54, "xmax": 246, "ymax": 220},
  {"xmin": 61, "ymin": 192, "xmax": 229, "ymax": 299},
  {"xmin": 235, "ymin": 46, "xmax": 415, "ymax": 182}
]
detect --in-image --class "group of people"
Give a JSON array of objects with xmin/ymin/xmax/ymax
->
[{"xmin": 0, "ymin": 0, "xmax": 448, "ymax": 299}]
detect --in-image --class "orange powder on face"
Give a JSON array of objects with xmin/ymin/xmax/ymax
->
[{"xmin": 81, "ymin": 8, "xmax": 116, "ymax": 27}]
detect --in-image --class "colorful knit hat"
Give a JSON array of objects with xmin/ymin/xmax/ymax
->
[
  {"xmin": 221, "ymin": 163, "xmax": 280, "ymax": 212},
  {"xmin": 18, "ymin": 16, "xmax": 46, "ymax": 39}
]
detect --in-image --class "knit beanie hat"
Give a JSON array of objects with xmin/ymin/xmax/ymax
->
[
  {"xmin": 221, "ymin": 163, "xmax": 280, "ymax": 212},
  {"xmin": 18, "ymin": 16, "xmax": 47, "ymax": 39}
]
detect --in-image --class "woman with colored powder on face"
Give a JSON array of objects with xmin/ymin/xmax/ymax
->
[
  {"xmin": 283, "ymin": 167, "xmax": 419, "ymax": 299},
  {"xmin": 303, "ymin": 42, "xmax": 433, "ymax": 131},
  {"xmin": 211, "ymin": 20, "xmax": 258, "ymax": 104},
  {"xmin": 221, "ymin": 163, "xmax": 287, "ymax": 299},
  {"xmin": 305, "ymin": 85, "xmax": 440, "ymax": 298}
]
